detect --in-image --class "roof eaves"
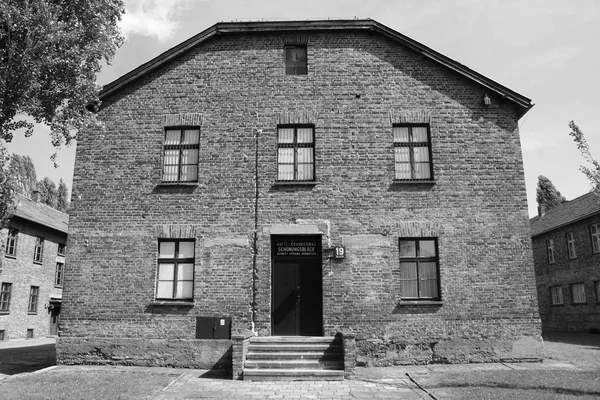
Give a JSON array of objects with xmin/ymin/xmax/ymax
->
[{"xmin": 531, "ymin": 210, "xmax": 600, "ymax": 238}]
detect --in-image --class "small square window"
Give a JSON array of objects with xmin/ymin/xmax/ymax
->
[
  {"xmin": 57, "ymin": 243, "xmax": 66, "ymax": 256},
  {"xmin": 571, "ymin": 283, "xmax": 586, "ymax": 304},
  {"xmin": 162, "ymin": 128, "xmax": 200, "ymax": 183},
  {"xmin": 28, "ymin": 286, "xmax": 39, "ymax": 313},
  {"xmin": 397, "ymin": 238, "xmax": 440, "ymax": 300},
  {"xmin": 4, "ymin": 228, "xmax": 18, "ymax": 257},
  {"xmin": 285, "ymin": 45, "xmax": 307, "ymax": 75},
  {"xmin": 550, "ymin": 286, "xmax": 563, "ymax": 305},
  {"xmin": 393, "ymin": 125, "xmax": 433, "ymax": 181},
  {"xmin": 546, "ymin": 239, "xmax": 555, "ymax": 264},
  {"xmin": 26, "ymin": 329, "xmax": 34, "ymax": 339},
  {"xmin": 33, "ymin": 237, "xmax": 44, "ymax": 263},
  {"xmin": 156, "ymin": 240, "xmax": 195, "ymax": 300}
]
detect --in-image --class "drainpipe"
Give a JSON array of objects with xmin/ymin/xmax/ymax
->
[{"xmin": 251, "ymin": 128, "xmax": 262, "ymax": 333}]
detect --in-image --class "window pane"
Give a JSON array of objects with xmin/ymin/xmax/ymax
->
[
  {"xmin": 157, "ymin": 281, "xmax": 174, "ymax": 298},
  {"xmin": 400, "ymin": 261, "xmax": 418, "ymax": 298},
  {"xmin": 296, "ymin": 64, "xmax": 307, "ymax": 75},
  {"xmin": 278, "ymin": 129, "xmax": 294, "ymax": 143},
  {"xmin": 182, "ymin": 129, "xmax": 199, "ymax": 144},
  {"xmin": 297, "ymin": 148, "xmax": 313, "ymax": 163},
  {"xmin": 165, "ymin": 130, "xmax": 180, "ymax": 145},
  {"xmin": 159, "ymin": 242, "xmax": 175, "ymax": 258},
  {"xmin": 278, "ymin": 148, "xmax": 294, "ymax": 163},
  {"xmin": 399, "ymin": 241, "xmax": 416, "ymax": 257},
  {"xmin": 572, "ymin": 284, "xmax": 586, "ymax": 303},
  {"xmin": 412, "ymin": 127, "xmax": 428, "ymax": 142},
  {"xmin": 285, "ymin": 47, "xmax": 295, "ymax": 61},
  {"xmin": 178, "ymin": 263, "xmax": 194, "ymax": 280},
  {"xmin": 163, "ymin": 166, "xmax": 178, "ymax": 182},
  {"xmin": 181, "ymin": 149, "xmax": 198, "ymax": 165},
  {"xmin": 297, "ymin": 163, "xmax": 314, "ymax": 180},
  {"xmin": 278, "ymin": 164, "xmax": 294, "ymax": 180},
  {"xmin": 295, "ymin": 47, "xmax": 307, "ymax": 61},
  {"xmin": 419, "ymin": 262, "xmax": 437, "ymax": 279},
  {"xmin": 413, "ymin": 146, "xmax": 430, "ymax": 162},
  {"xmin": 179, "ymin": 165, "xmax": 198, "ymax": 181},
  {"xmin": 164, "ymin": 149, "xmax": 180, "ymax": 166},
  {"xmin": 158, "ymin": 263, "xmax": 174, "ymax": 280},
  {"xmin": 395, "ymin": 147, "xmax": 410, "ymax": 162},
  {"xmin": 395, "ymin": 163, "xmax": 411, "ymax": 180},
  {"xmin": 297, "ymin": 128, "xmax": 313, "ymax": 143},
  {"xmin": 393, "ymin": 127, "xmax": 409, "ymax": 143},
  {"xmin": 177, "ymin": 281, "xmax": 193, "ymax": 299},
  {"xmin": 419, "ymin": 241, "xmax": 436, "ymax": 257},
  {"xmin": 178, "ymin": 242, "xmax": 194, "ymax": 259},
  {"xmin": 420, "ymin": 278, "xmax": 438, "ymax": 298}
]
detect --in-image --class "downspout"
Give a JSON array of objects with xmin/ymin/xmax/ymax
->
[{"xmin": 251, "ymin": 128, "xmax": 262, "ymax": 333}]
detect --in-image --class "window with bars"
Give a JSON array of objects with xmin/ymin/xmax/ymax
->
[
  {"xmin": 157, "ymin": 240, "xmax": 195, "ymax": 300},
  {"xmin": 277, "ymin": 126, "xmax": 315, "ymax": 182},
  {"xmin": 55, "ymin": 262, "xmax": 64, "ymax": 287},
  {"xmin": 550, "ymin": 286, "xmax": 563, "ymax": 305},
  {"xmin": 591, "ymin": 224, "xmax": 600, "ymax": 254},
  {"xmin": 393, "ymin": 125, "xmax": 433, "ymax": 181},
  {"xmin": 546, "ymin": 239, "xmax": 555, "ymax": 264},
  {"xmin": 0, "ymin": 283, "xmax": 12, "ymax": 312},
  {"xmin": 33, "ymin": 237, "xmax": 44, "ymax": 263},
  {"xmin": 571, "ymin": 283, "xmax": 586, "ymax": 304},
  {"xmin": 162, "ymin": 128, "xmax": 200, "ymax": 183},
  {"xmin": 28, "ymin": 286, "xmax": 39, "ymax": 313},
  {"xmin": 5, "ymin": 228, "xmax": 18, "ymax": 257},
  {"xmin": 284, "ymin": 45, "xmax": 307, "ymax": 75},
  {"xmin": 398, "ymin": 238, "xmax": 440, "ymax": 300},
  {"xmin": 566, "ymin": 232, "xmax": 576, "ymax": 259}
]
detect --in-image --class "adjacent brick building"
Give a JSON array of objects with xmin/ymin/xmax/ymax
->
[
  {"xmin": 530, "ymin": 192, "xmax": 600, "ymax": 332},
  {"xmin": 58, "ymin": 19, "xmax": 541, "ymax": 370},
  {"xmin": 0, "ymin": 193, "xmax": 67, "ymax": 341}
]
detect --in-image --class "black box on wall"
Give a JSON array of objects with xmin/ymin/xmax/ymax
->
[{"xmin": 196, "ymin": 317, "xmax": 231, "ymax": 339}]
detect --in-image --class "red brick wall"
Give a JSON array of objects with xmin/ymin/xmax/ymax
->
[
  {"xmin": 532, "ymin": 214, "xmax": 600, "ymax": 332},
  {"xmin": 60, "ymin": 30, "xmax": 540, "ymax": 366}
]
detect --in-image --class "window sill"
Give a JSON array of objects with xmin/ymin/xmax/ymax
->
[
  {"xmin": 156, "ymin": 182, "xmax": 198, "ymax": 187},
  {"xmin": 0, "ymin": 311, "xmax": 9, "ymax": 315},
  {"xmin": 28, "ymin": 312, "xmax": 37, "ymax": 315},
  {"xmin": 273, "ymin": 181, "xmax": 318, "ymax": 187},
  {"xmin": 33, "ymin": 261, "xmax": 42, "ymax": 265},
  {"xmin": 149, "ymin": 301, "xmax": 195, "ymax": 307},
  {"xmin": 4, "ymin": 254, "xmax": 16, "ymax": 259},
  {"xmin": 397, "ymin": 300, "xmax": 444, "ymax": 306},
  {"xmin": 392, "ymin": 180, "xmax": 435, "ymax": 185},
  {"xmin": 54, "ymin": 285, "xmax": 63, "ymax": 289}
]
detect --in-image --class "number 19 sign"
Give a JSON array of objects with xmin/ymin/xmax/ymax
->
[{"xmin": 333, "ymin": 246, "xmax": 345, "ymax": 259}]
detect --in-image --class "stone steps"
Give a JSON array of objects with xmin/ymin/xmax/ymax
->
[{"xmin": 243, "ymin": 336, "xmax": 344, "ymax": 381}]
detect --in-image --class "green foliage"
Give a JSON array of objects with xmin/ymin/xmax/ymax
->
[
  {"xmin": 569, "ymin": 121, "xmax": 600, "ymax": 198},
  {"xmin": 7, "ymin": 153, "xmax": 36, "ymax": 196},
  {"xmin": 536, "ymin": 175, "xmax": 565, "ymax": 212},
  {"xmin": 0, "ymin": 0, "xmax": 124, "ymax": 146}
]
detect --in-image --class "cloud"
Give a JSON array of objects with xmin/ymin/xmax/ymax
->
[
  {"xmin": 520, "ymin": 131, "xmax": 560, "ymax": 152},
  {"xmin": 119, "ymin": 0, "xmax": 194, "ymax": 42}
]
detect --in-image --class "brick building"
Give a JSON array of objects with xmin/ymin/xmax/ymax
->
[
  {"xmin": 530, "ymin": 192, "xmax": 600, "ymax": 332},
  {"xmin": 1, "ymin": 193, "xmax": 67, "ymax": 341},
  {"xmin": 58, "ymin": 19, "xmax": 541, "ymax": 373}
]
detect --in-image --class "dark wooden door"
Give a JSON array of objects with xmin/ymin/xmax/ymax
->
[
  {"xmin": 49, "ymin": 305, "xmax": 60, "ymax": 336},
  {"xmin": 271, "ymin": 236, "xmax": 322, "ymax": 336}
]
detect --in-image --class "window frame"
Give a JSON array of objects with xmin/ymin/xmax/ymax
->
[
  {"xmin": 161, "ymin": 126, "xmax": 200, "ymax": 183},
  {"xmin": 546, "ymin": 239, "xmax": 555, "ymax": 264},
  {"xmin": 284, "ymin": 44, "xmax": 307, "ymax": 75},
  {"xmin": 550, "ymin": 286, "xmax": 563, "ymax": 305},
  {"xmin": 594, "ymin": 281, "xmax": 600, "ymax": 303},
  {"xmin": 566, "ymin": 232, "xmax": 577, "ymax": 259},
  {"xmin": 393, "ymin": 124, "xmax": 434, "ymax": 181},
  {"xmin": 0, "ymin": 283, "xmax": 12, "ymax": 313},
  {"xmin": 4, "ymin": 228, "xmax": 18, "ymax": 258},
  {"xmin": 28, "ymin": 286, "xmax": 39, "ymax": 314},
  {"xmin": 156, "ymin": 239, "xmax": 195, "ymax": 301},
  {"xmin": 55, "ymin": 262, "xmax": 64, "ymax": 288},
  {"xmin": 591, "ymin": 224, "xmax": 600, "ymax": 254},
  {"xmin": 276, "ymin": 125, "xmax": 316, "ymax": 182},
  {"xmin": 57, "ymin": 243, "xmax": 66, "ymax": 256},
  {"xmin": 33, "ymin": 236, "xmax": 44, "ymax": 264},
  {"xmin": 571, "ymin": 282, "xmax": 586, "ymax": 304},
  {"xmin": 398, "ymin": 237, "xmax": 440, "ymax": 301}
]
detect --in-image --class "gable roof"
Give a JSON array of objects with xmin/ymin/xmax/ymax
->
[
  {"xmin": 530, "ymin": 191, "xmax": 600, "ymax": 237},
  {"xmin": 12, "ymin": 193, "xmax": 69, "ymax": 235},
  {"xmin": 99, "ymin": 19, "xmax": 533, "ymax": 118}
]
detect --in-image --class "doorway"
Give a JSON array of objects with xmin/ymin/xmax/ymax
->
[
  {"xmin": 271, "ymin": 235, "xmax": 322, "ymax": 336},
  {"xmin": 48, "ymin": 302, "xmax": 61, "ymax": 336}
]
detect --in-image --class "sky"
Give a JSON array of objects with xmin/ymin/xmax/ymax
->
[{"xmin": 5, "ymin": 0, "xmax": 600, "ymax": 217}]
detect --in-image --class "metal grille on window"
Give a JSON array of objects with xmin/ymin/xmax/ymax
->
[
  {"xmin": 163, "ymin": 128, "xmax": 200, "ymax": 182},
  {"xmin": 277, "ymin": 126, "xmax": 315, "ymax": 182},
  {"xmin": 399, "ymin": 239, "xmax": 439, "ymax": 299},
  {"xmin": 157, "ymin": 240, "xmax": 194, "ymax": 300},
  {"xmin": 394, "ymin": 126, "xmax": 432, "ymax": 180}
]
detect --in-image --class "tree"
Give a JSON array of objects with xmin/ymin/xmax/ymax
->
[
  {"xmin": 37, "ymin": 176, "xmax": 57, "ymax": 208},
  {"xmin": 569, "ymin": 121, "xmax": 600, "ymax": 198},
  {"xmin": 0, "ymin": 0, "xmax": 124, "ymax": 146},
  {"xmin": 0, "ymin": 146, "xmax": 15, "ymax": 228},
  {"xmin": 7, "ymin": 153, "xmax": 37, "ymax": 196},
  {"xmin": 536, "ymin": 175, "xmax": 566, "ymax": 213},
  {"xmin": 57, "ymin": 177, "xmax": 69, "ymax": 212}
]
